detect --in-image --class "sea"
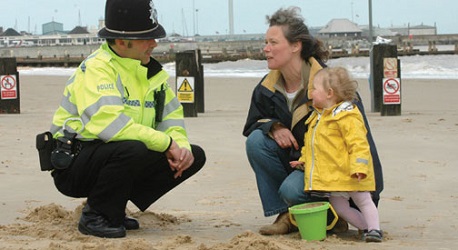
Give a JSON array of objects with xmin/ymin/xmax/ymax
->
[{"xmin": 18, "ymin": 46, "xmax": 458, "ymax": 80}]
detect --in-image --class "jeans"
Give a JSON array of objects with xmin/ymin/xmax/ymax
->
[{"xmin": 246, "ymin": 130, "xmax": 315, "ymax": 217}]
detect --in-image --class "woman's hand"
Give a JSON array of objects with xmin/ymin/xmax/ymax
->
[{"xmin": 271, "ymin": 123, "xmax": 299, "ymax": 150}]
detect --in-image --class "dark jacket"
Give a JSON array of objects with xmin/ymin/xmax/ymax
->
[
  {"xmin": 243, "ymin": 57, "xmax": 325, "ymax": 159},
  {"xmin": 243, "ymin": 57, "xmax": 384, "ymax": 201}
]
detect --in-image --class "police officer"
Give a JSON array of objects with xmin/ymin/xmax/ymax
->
[{"xmin": 49, "ymin": 0, "xmax": 206, "ymax": 238}]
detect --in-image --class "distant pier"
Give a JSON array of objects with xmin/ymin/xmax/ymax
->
[
  {"xmin": 2, "ymin": 34, "xmax": 457, "ymax": 67},
  {"xmin": 12, "ymin": 48, "xmax": 458, "ymax": 68}
]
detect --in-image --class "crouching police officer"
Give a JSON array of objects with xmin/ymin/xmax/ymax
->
[{"xmin": 48, "ymin": 0, "xmax": 206, "ymax": 238}]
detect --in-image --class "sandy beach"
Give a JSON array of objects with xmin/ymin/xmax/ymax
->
[{"xmin": 1, "ymin": 73, "xmax": 457, "ymax": 249}]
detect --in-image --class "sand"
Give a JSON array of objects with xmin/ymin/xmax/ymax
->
[{"xmin": 1, "ymin": 73, "xmax": 458, "ymax": 249}]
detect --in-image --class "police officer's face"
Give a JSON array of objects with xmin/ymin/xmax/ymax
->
[{"xmin": 123, "ymin": 39, "xmax": 158, "ymax": 64}]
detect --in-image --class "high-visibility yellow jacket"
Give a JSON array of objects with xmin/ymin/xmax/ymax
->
[
  {"xmin": 299, "ymin": 101, "xmax": 375, "ymax": 192},
  {"xmin": 50, "ymin": 42, "xmax": 190, "ymax": 152}
]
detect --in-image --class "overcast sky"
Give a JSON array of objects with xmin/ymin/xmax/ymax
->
[{"xmin": 1, "ymin": 0, "xmax": 457, "ymax": 35}]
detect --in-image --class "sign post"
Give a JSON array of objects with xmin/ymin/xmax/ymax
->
[
  {"xmin": 0, "ymin": 58, "xmax": 20, "ymax": 114},
  {"xmin": 370, "ymin": 44, "xmax": 401, "ymax": 116},
  {"xmin": 176, "ymin": 76, "xmax": 195, "ymax": 104},
  {"xmin": 175, "ymin": 50, "xmax": 204, "ymax": 117}
]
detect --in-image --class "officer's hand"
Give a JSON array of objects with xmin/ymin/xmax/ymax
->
[{"xmin": 166, "ymin": 140, "xmax": 194, "ymax": 178}]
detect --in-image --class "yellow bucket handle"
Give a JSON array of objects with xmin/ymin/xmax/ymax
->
[
  {"xmin": 326, "ymin": 204, "xmax": 339, "ymax": 230},
  {"xmin": 289, "ymin": 203, "xmax": 339, "ymax": 230},
  {"xmin": 289, "ymin": 212, "xmax": 298, "ymax": 227}
]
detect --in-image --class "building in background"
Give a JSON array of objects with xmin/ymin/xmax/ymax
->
[
  {"xmin": 318, "ymin": 18, "xmax": 362, "ymax": 38},
  {"xmin": 390, "ymin": 23, "xmax": 437, "ymax": 36},
  {"xmin": 0, "ymin": 16, "xmax": 445, "ymax": 49},
  {"xmin": 42, "ymin": 21, "xmax": 65, "ymax": 35},
  {"xmin": 1, "ymin": 28, "xmax": 21, "ymax": 36}
]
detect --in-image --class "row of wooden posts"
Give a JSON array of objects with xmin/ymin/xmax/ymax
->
[{"xmin": 1, "ymin": 45, "xmax": 399, "ymax": 116}]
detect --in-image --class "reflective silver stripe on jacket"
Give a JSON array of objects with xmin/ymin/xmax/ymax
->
[
  {"xmin": 155, "ymin": 97, "xmax": 184, "ymax": 131},
  {"xmin": 60, "ymin": 93, "xmax": 78, "ymax": 115},
  {"xmin": 162, "ymin": 97, "xmax": 181, "ymax": 119},
  {"xmin": 356, "ymin": 158, "xmax": 369, "ymax": 165},
  {"xmin": 98, "ymin": 113, "xmax": 131, "ymax": 141},
  {"xmin": 156, "ymin": 119, "xmax": 186, "ymax": 132}
]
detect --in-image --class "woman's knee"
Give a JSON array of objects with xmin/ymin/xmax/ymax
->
[
  {"xmin": 245, "ymin": 130, "xmax": 276, "ymax": 159},
  {"xmin": 279, "ymin": 180, "xmax": 302, "ymax": 205},
  {"xmin": 278, "ymin": 171, "xmax": 311, "ymax": 206},
  {"xmin": 278, "ymin": 183, "xmax": 294, "ymax": 203},
  {"xmin": 245, "ymin": 130, "xmax": 265, "ymax": 151}
]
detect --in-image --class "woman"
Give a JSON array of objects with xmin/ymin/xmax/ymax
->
[{"xmin": 243, "ymin": 7, "xmax": 383, "ymax": 235}]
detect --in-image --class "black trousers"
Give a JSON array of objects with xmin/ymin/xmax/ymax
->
[{"xmin": 52, "ymin": 140, "xmax": 206, "ymax": 225}]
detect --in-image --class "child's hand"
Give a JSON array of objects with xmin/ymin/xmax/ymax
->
[
  {"xmin": 352, "ymin": 173, "xmax": 367, "ymax": 182},
  {"xmin": 289, "ymin": 161, "xmax": 304, "ymax": 170}
]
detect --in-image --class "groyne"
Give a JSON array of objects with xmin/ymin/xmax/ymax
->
[{"xmin": 2, "ymin": 34, "xmax": 457, "ymax": 67}]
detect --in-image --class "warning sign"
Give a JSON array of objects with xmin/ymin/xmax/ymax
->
[
  {"xmin": 383, "ymin": 58, "xmax": 398, "ymax": 78},
  {"xmin": 176, "ymin": 76, "xmax": 195, "ymax": 103},
  {"xmin": 383, "ymin": 78, "xmax": 401, "ymax": 104},
  {"xmin": 1, "ymin": 74, "xmax": 17, "ymax": 100}
]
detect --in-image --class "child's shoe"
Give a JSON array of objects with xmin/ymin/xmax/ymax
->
[{"xmin": 364, "ymin": 229, "xmax": 383, "ymax": 242}]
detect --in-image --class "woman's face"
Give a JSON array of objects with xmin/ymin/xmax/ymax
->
[{"xmin": 263, "ymin": 26, "xmax": 299, "ymax": 70}]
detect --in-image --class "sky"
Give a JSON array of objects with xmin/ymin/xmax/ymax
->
[{"xmin": 1, "ymin": 0, "xmax": 457, "ymax": 36}]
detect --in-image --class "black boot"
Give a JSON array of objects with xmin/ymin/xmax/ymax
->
[
  {"xmin": 124, "ymin": 217, "xmax": 140, "ymax": 230},
  {"xmin": 78, "ymin": 204, "xmax": 126, "ymax": 238}
]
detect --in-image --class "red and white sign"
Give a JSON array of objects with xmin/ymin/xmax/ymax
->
[
  {"xmin": 1, "ymin": 75, "xmax": 17, "ymax": 99},
  {"xmin": 383, "ymin": 58, "xmax": 398, "ymax": 78},
  {"xmin": 383, "ymin": 78, "xmax": 401, "ymax": 104}
]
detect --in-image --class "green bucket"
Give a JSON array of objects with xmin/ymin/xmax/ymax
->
[{"xmin": 288, "ymin": 202, "xmax": 338, "ymax": 241}]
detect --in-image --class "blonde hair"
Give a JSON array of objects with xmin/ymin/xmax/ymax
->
[{"xmin": 316, "ymin": 67, "xmax": 358, "ymax": 102}]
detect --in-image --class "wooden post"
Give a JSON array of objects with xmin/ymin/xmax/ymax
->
[
  {"xmin": 195, "ymin": 49, "xmax": 205, "ymax": 113},
  {"xmin": 175, "ymin": 50, "xmax": 204, "ymax": 117},
  {"xmin": 370, "ymin": 44, "xmax": 401, "ymax": 115},
  {"xmin": 0, "ymin": 58, "xmax": 20, "ymax": 114},
  {"xmin": 380, "ymin": 58, "xmax": 402, "ymax": 116}
]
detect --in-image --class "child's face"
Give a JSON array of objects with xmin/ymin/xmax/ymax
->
[{"xmin": 310, "ymin": 74, "xmax": 329, "ymax": 109}]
